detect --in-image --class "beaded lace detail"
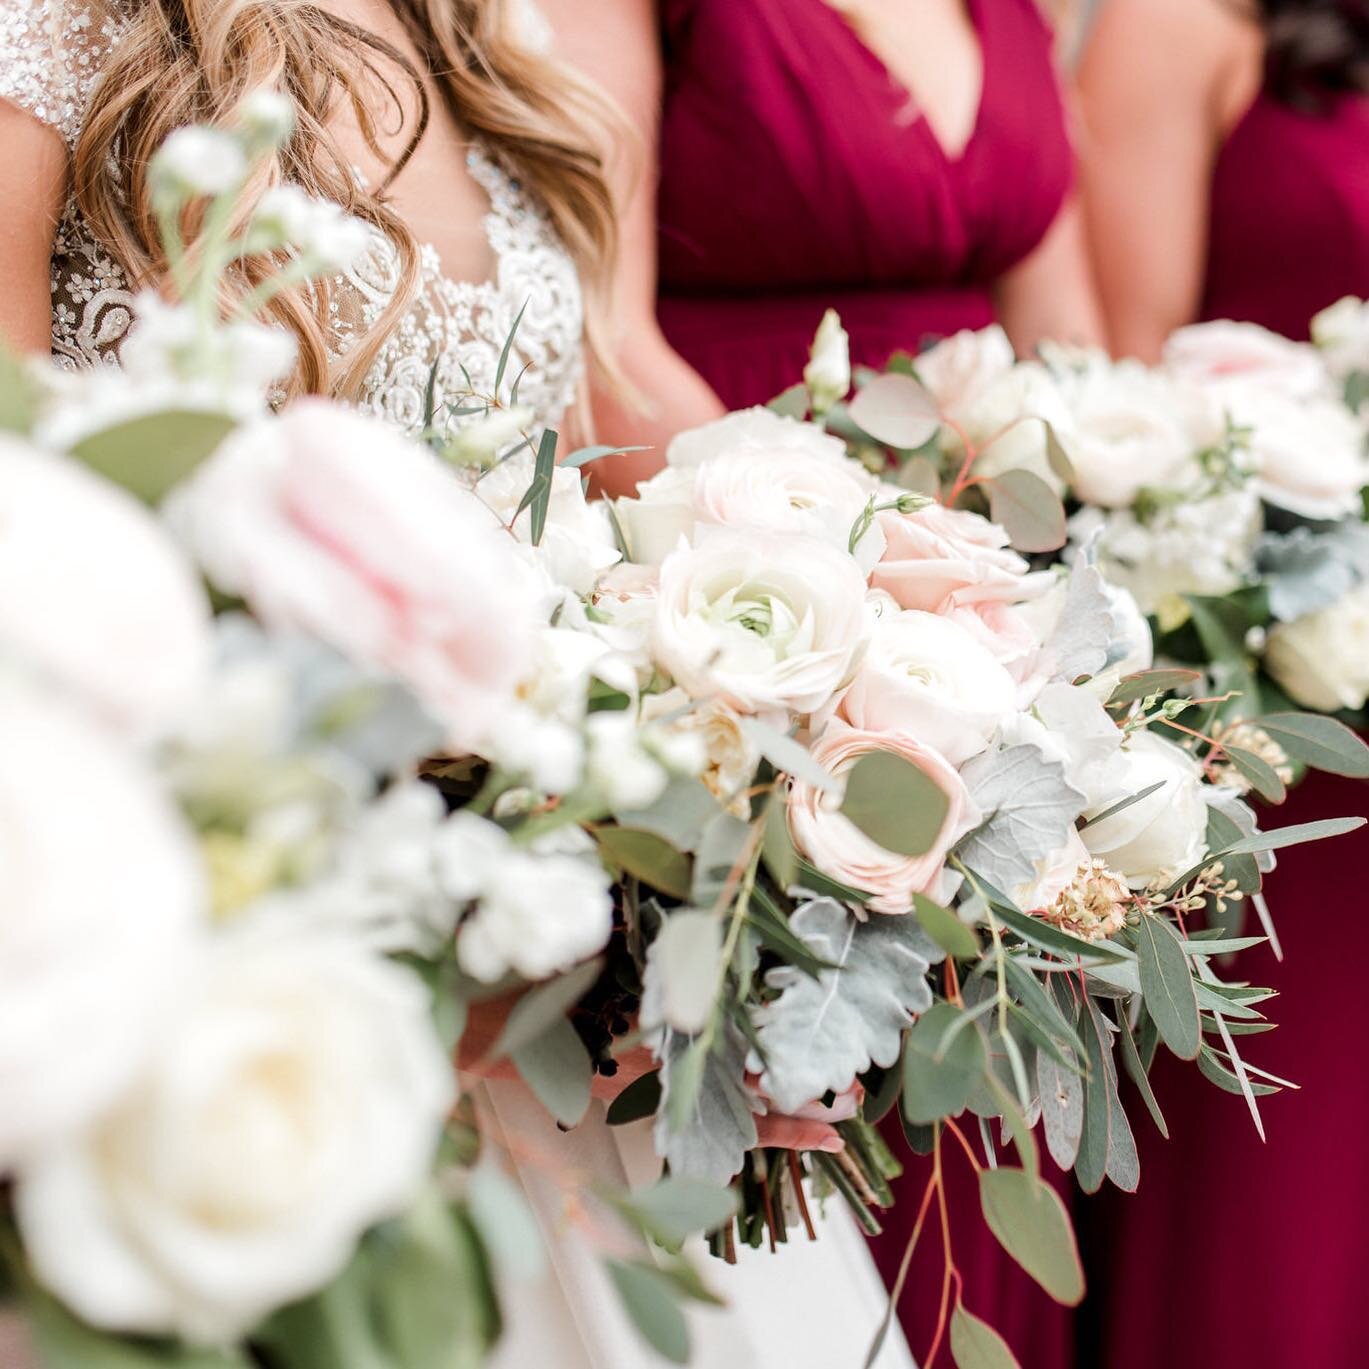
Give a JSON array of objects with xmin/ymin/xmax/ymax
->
[{"xmin": 0, "ymin": 0, "xmax": 584, "ymax": 437}]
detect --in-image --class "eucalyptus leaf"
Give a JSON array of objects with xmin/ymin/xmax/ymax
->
[
  {"xmin": 978, "ymin": 1167, "xmax": 1085, "ymax": 1305},
  {"xmin": 70, "ymin": 410, "xmax": 236, "ymax": 505},
  {"xmin": 0, "ymin": 342, "xmax": 40, "ymax": 434},
  {"xmin": 1135, "ymin": 916, "xmax": 1201, "ymax": 1061},
  {"xmin": 986, "ymin": 469, "xmax": 1066, "ymax": 553},
  {"xmin": 955, "ymin": 747, "xmax": 1085, "ymax": 895},
  {"xmin": 1035, "ymin": 1045, "xmax": 1083, "ymax": 1171},
  {"xmin": 1222, "ymin": 816, "xmax": 1365, "ymax": 854},
  {"xmin": 616, "ymin": 779, "xmax": 726, "ymax": 853},
  {"xmin": 511, "ymin": 1017, "xmax": 593, "ymax": 1127},
  {"xmin": 605, "ymin": 1069, "xmax": 662, "ymax": 1125},
  {"xmin": 1106, "ymin": 669, "xmax": 1203, "ymax": 706},
  {"xmin": 598, "ymin": 826, "xmax": 692, "ymax": 900},
  {"xmin": 767, "ymin": 382, "xmax": 811, "ymax": 420},
  {"xmin": 739, "ymin": 717, "xmax": 838, "ymax": 791},
  {"xmin": 902, "ymin": 1002, "xmax": 988, "ymax": 1124},
  {"xmin": 691, "ymin": 812, "xmax": 754, "ymax": 907},
  {"xmin": 753, "ymin": 897, "xmax": 940, "ymax": 1113},
  {"xmin": 840, "ymin": 750, "xmax": 951, "ymax": 857},
  {"xmin": 618, "ymin": 1177, "xmax": 739, "ymax": 1248},
  {"xmin": 1078, "ymin": 995, "xmax": 1139, "ymax": 1194},
  {"xmin": 914, "ymin": 892, "xmax": 979, "ymax": 959},
  {"xmin": 488, "ymin": 958, "xmax": 603, "ymax": 1059},
  {"xmin": 1224, "ymin": 746, "xmax": 1287, "ymax": 803},
  {"xmin": 605, "ymin": 1260, "xmax": 690, "ymax": 1365},
  {"xmin": 951, "ymin": 1302, "xmax": 1021, "ymax": 1369},
  {"xmin": 641, "ymin": 910, "xmax": 724, "ymax": 1035},
  {"xmin": 560, "ymin": 443, "xmax": 651, "ymax": 469},
  {"xmin": 1117, "ymin": 1010, "xmax": 1169, "ymax": 1139},
  {"xmin": 467, "ymin": 1162, "xmax": 544, "ymax": 1282},
  {"xmin": 1258, "ymin": 712, "xmax": 1369, "ymax": 778},
  {"xmin": 847, "ymin": 372, "xmax": 940, "ymax": 448}
]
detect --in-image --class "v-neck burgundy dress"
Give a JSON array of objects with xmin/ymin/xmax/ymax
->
[
  {"xmin": 655, "ymin": 3, "xmax": 1079, "ymax": 1363},
  {"xmin": 655, "ymin": 0, "xmax": 1073, "ymax": 408},
  {"xmin": 1080, "ymin": 86, "xmax": 1369, "ymax": 1369}
]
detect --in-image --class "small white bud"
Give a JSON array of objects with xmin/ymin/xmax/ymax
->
[{"xmin": 149, "ymin": 128, "xmax": 247, "ymax": 205}]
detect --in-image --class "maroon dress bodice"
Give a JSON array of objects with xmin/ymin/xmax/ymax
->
[
  {"xmin": 1084, "ymin": 86, "xmax": 1369, "ymax": 1369},
  {"xmin": 654, "ymin": 0, "xmax": 1074, "ymax": 407}
]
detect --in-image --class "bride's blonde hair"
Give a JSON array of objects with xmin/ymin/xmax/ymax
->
[{"xmin": 74, "ymin": 0, "xmax": 617, "ymax": 399}]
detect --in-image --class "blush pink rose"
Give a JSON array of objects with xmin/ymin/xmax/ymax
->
[
  {"xmin": 870, "ymin": 503, "xmax": 1031, "ymax": 614},
  {"xmin": 787, "ymin": 722, "xmax": 981, "ymax": 914},
  {"xmin": 171, "ymin": 400, "xmax": 538, "ymax": 753}
]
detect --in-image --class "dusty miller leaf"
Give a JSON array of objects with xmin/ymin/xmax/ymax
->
[
  {"xmin": 954, "ymin": 746, "xmax": 1086, "ymax": 894},
  {"xmin": 1256, "ymin": 523, "xmax": 1369, "ymax": 622},
  {"xmin": 653, "ymin": 1022, "xmax": 757, "ymax": 1185},
  {"xmin": 752, "ymin": 897, "xmax": 942, "ymax": 1113},
  {"xmin": 1043, "ymin": 552, "xmax": 1115, "ymax": 684}
]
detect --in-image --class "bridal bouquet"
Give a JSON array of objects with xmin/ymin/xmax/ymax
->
[{"xmin": 3, "ymin": 113, "xmax": 1366, "ymax": 1369}]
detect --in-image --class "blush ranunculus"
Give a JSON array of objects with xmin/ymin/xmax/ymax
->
[
  {"xmin": 1163, "ymin": 319, "xmax": 1330, "ymax": 399},
  {"xmin": 787, "ymin": 723, "xmax": 981, "ymax": 914},
  {"xmin": 870, "ymin": 502, "xmax": 1032, "ymax": 614},
  {"xmin": 169, "ymin": 401, "xmax": 539, "ymax": 753}
]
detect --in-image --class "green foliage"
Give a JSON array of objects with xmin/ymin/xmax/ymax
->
[
  {"xmin": 611, "ymin": 1177, "xmax": 739, "ymax": 1250},
  {"xmin": 605, "ymin": 1260, "xmax": 691, "ymax": 1364},
  {"xmin": 510, "ymin": 1017, "xmax": 593, "ymax": 1128},
  {"xmin": 0, "ymin": 342, "xmax": 40, "ymax": 434},
  {"xmin": 605, "ymin": 1069, "xmax": 662, "ymax": 1126},
  {"xmin": 986, "ymin": 469, "xmax": 1067, "ymax": 552},
  {"xmin": 512, "ymin": 426, "xmax": 559, "ymax": 546},
  {"xmin": 487, "ymin": 959, "xmax": 603, "ymax": 1059},
  {"xmin": 1258, "ymin": 712, "xmax": 1369, "ymax": 778},
  {"xmin": 913, "ymin": 893, "xmax": 979, "ymax": 959},
  {"xmin": 1134, "ymin": 916, "xmax": 1201, "ymax": 1061},
  {"xmin": 978, "ymin": 1168, "xmax": 1085, "ymax": 1306},
  {"xmin": 839, "ymin": 750, "xmax": 951, "ymax": 857},
  {"xmin": 951, "ymin": 1302, "xmax": 1021, "ymax": 1369},
  {"xmin": 69, "ymin": 410, "xmax": 236, "ymax": 505},
  {"xmin": 597, "ymin": 826, "xmax": 692, "ymax": 900},
  {"xmin": 901, "ymin": 1002, "xmax": 988, "ymax": 1125},
  {"xmin": 846, "ymin": 372, "xmax": 940, "ymax": 449}
]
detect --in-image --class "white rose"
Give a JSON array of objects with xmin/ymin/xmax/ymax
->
[
  {"xmin": 0, "ymin": 438, "xmax": 211, "ymax": 739},
  {"xmin": 0, "ymin": 684, "xmax": 204, "ymax": 1169},
  {"xmin": 1053, "ymin": 357, "xmax": 1212, "ymax": 508},
  {"xmin": 616, "ymin": 464, "xmax": 699, "ymax": 566},
  {"xmin": 914, "ymin": 326, "xmax": 1016, "ymax": 422},
  {"xmin": 837, "ymin": 609, "xmax": 1018, "ymax": 765},
  {"xmin": 1212, "ymin": 382, "xmax": 1368, "ymax": 520},
  {"xmin": 476, "ymin": 449, "xmax": 622, "ymax": 594},
  {"xmin": 1164, "ymin": 320, "xmax": 1330, "ymax": 400},
  {"xmin": 1080, "ymin": 732, "xmax": 1208, "ymax": 889},
  {"xmin": 804, "ymin": 308, "xmax": 852, "ymax": 413},
  {"xmin": 787, "ymin": 722, "xmax": 981, "ymax": 914},
  {"xmin": 1312, "ymin": 295, "xmax": 1369, "ymax": 384},
  {"xmin": 1265, "ymin": 582, "xmax": 1369, "ymax": 712},
  {"xmin": 1069, "ymin": 487, "xmax": 1263, "ymax": 617},
  {"xmin": 15, "ymin": 924, "xmax": 449, "ymax": 1342},
  {"xmin": 665, "ymin": 407, "xmax": 849, "ymax": 469},
  {"xmin": 653, "ymin": 527, "xmax": 869, "ymax": 716},
  {"xmin": 169, "ymin": 400, "xmax": 539, "ymax": 753},
  {"xmin": 437, "ymin": 814, "xmax": 614, "ymax": 982}
]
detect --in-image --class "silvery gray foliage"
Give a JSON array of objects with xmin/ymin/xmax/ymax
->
[
  {"xmin": 751, "ymin": 898, "xmax": 941, "ymax": 1115},
  {"xmin": 955, "ymin": 745, "xmax": 1086, "ymax": 893},
  {"xmin": 654, "ymin": 1023, "xmax": 757, "ymax": 1185},
  {"xmin": 1036, "ymin": 1046, "xmax": 1083, "ymax": 1171},
  {"xmin": 1256, "ymin": 522, "xmax": 1369, "ymax": 623},
  {"xmin": 1206, "ymin": 790, "xmax": 1276, "ymax": 876},
  {"xmin": 1044, "ymin": 547, "xmax": 1116, "ymax": 683}
]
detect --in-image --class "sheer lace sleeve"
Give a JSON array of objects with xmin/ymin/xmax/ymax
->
[{"xmin": 0, "ymin": 1, "xmax": 124, "ymax": 147}]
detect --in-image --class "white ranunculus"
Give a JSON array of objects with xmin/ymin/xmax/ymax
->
[
  {"xmin": 1069, "ymin": 486, "xmax": 1264, "ymax": 617},
  {"xmin": 914, "ymin": 326, "xmax": 1017, "ymax": 423},
  {"xmin": 0, "ymin": 438, "xmax": 211, "ymax": 739},
  {"xmin": 1211, "ymin": 382, "xmax": 1369, "ymax": 520},
  {"xmin": 1164, "ymin": 320, "xmax": 1331, "ymax": 400},
  {"xmin": 1312, "ymin": 295, "xmax": 1369, "ymax": 385},
  {"xmin": 804, "ymin": 309, "xmax": 852, "ymax": 413},
  {"xmin": 437, "ymin": 814, "xmax": 614, "ymax": 982},
  {"xmin": 169, "ymin": 401, "xmax": 539, "ymax": 753},
  {"xmin": 0, "ymin": 684, "xmax": 204, "ymax": 1170},
  {"xmin": 476, "ymin": 449, "xmax": 622, "ymax": 594},
  {"xmin": 787, "ymin": 722, "xmax": 981, "ymax": 914},
  {"xmin": 15, "ymin": 925, "xmax": 450, "ymax": 1342},
  {"xmin": 653, "ymin": 528, "xmax": 870, "ymax": 717},
  {"xmin": 1053, "ymin": 357, "xmax": 1212, "ymax": 508},
  {"xmin": 665, "ymin": 407, "xmax": 850, "ymax": 470},
  {"xmin": 1080, "ymin": 732, "xmax": 1208, "ymax": 889},
  {"xmin": 838, "ymin": 609, "xmax": 1018, "ymax": 765},
  {"xmin": 1264, "ymin": 582, "xmax": 1369, "ymax": 712}
]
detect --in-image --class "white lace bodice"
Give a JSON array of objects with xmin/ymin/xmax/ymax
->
[{"xmin": 0, "ymin": 0, "xmax": 585, "ymax": 438}]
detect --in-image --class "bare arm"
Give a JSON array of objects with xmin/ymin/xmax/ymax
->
[
  {"xmin": 995, "ymin": 195, "xmax": 1105, "ymax": 355},
  {"xmin": 538, "ymin": 0, "xmax": 725, "ymax": 496},
  {"xmin": 1076, "ymin": 0, "xmax": 1260, "ymax": 360},
  {"xmin": 0, "ymin": 102, "xmax": 68, "ymax": 354}
]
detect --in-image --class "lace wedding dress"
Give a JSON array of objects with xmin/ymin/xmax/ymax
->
[{"xmin": 0, "ymin": 5, "xmax": 914, "ymax": 1367}]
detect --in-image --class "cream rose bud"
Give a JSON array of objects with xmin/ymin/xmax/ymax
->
[
  {"xmin": 1080, "ymin": 732, "xmax": 1209, "ymax": 890},
  {"xmin": 1312, "ymin": 295, "xmax": 1369, "ymax": 384},
  {"xmin": 1212, "ymin": 382, "xmax": 1368, "ymax": 520},
  {"xmin": 838, "ymin": 609, "xmax": 1018, "ymax": 765},
  {"xmin": 0, "ymin": 438, "xmax": 211, "ymax": 740},
  {"xmin": 653, "ymin": 527, "xmax": 869, "ymax": 717},
  {"xmin": 870, "ymin": 501, "xmax": 1032, "ymax": 614},
  {"xmin": 1265, "ymin": 582, "xmax": 1369, "ymax": 712},
  {"xmin": 788, "ymin": 723, "xmax": 981, "ymax": 914},
  {"xmin": 476, "ymin": 448, "xmax": 622, "ymax": 594},
  {"xmin": 1163, "ymin": 320, "xmax": 1331, "ymax": 399},
  {"xmin": 1053, "ymin": 358, "xmax": 1210, "ymax": 508},
  {"xmin": 169, "ymin": 401, "xmax": 538, "ymax": 754},
  {"xmin": 665, "ymin": 406, "xmax": 850, "ymax": 469},
  {"xmin": 0, "ymin": 684, "xmax": 204, "ymax": 1169},
  {"xmin": 15, "ymin": 925, "xmax": 450, "ymax": 1342},
  {"xmin": 804, "ymin": 309, "xmax": 852, "ymax": 413}
]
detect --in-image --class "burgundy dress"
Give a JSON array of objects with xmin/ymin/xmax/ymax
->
[
  {"xmin": 655, "ymin": 3, "xmax": 1079, "ymax": 1363},
  {"xmin": 655, "ymin": 0, "xmax": 1073, "ymax": 408},
  {"xmin": 1081, "ymin": 88, "xmax": 1369, "ymax": 1369}
]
